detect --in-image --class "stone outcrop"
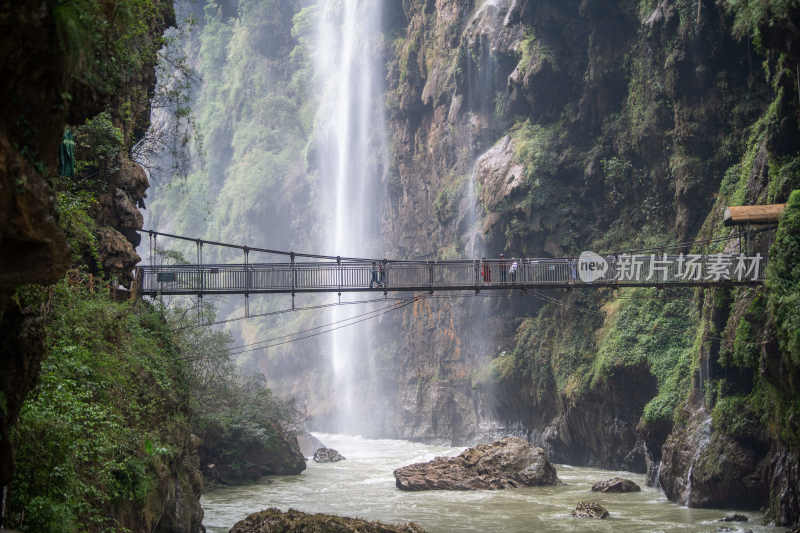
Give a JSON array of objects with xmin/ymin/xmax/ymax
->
[
  {"xmin": 394, "ymin": 437, "xmax": 559, "ymax": 491},
  {"xmin": 200, "ymin": 427, "xmax": 305, "ymax": 485},
  {"xmin": 719, "ymin": 514, "xmax": 748, "ymax": 522},
  {"xmin": 537, "ymin": 360, "xmax": 657, "ymax": 473},
  {"xmin": 572, "ymin": 501, "xmax": 609, "ymax": 519},
  {"xmin": 474, "ymin": 135, "xmax": 526, "ymax": 236},
  {"xmin": 230, "ymin": 508, "xmax": 426, "ymax": 533},
  {"xmin": 0, "ymin": 0, "xmax": 172, "ymax": 516},
  {"xmin": 659, "ymin": 409, "xmax": 768, "ymax": 510},
  {"xmin": 591, "ymin": 477, "xmax": 641, "ymax": 493},
  {"xmin": 313, "ymin": 447, "xmax": 345, "ymax": 463}
]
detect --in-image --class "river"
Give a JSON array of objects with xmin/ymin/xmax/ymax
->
[{"xmin": 202, "ymin": 433, "xmax": 780, "ymax": 533}]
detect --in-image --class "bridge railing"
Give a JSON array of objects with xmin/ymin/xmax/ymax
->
[{"xmin": 134, "ymin": 253, "xmax": 766, "ymax": 295}]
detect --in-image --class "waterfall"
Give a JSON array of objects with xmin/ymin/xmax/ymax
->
[
  {"xmin": 314, "ymin": 0, "xmax": 387, "ymax": 433},
  {"xmin": 685, "ymin": 415, "xmax": 712, "ymax": 506},
  {"xmin": 461, "ymin": 161, "xmax": 488, "ymax": 259}
]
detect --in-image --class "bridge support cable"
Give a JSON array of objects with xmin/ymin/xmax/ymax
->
[{"xmin": 175, "ymin": 296, "xmax": 420, "ymax": 361}]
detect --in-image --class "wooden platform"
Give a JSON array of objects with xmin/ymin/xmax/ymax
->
[{"xmin": 724, "ymin": 204, "xmax": 785, "ymax": 226}]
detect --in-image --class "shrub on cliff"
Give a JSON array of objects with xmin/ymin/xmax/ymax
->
[
  {"xmin": 170, "ymin": 307, "xmax": 306, "ymax": 484},
  {"xmin": 767, "ymin": 189, "xmax": 800, "ymax": 366},
  {"xmin": 6, "ymin": 279, "xmax": 199, "ymax": 532}
]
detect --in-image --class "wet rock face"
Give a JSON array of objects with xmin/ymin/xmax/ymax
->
[
  {"xmin": 534, "ymin": 360, "xmax": 657, "ymax": 473},
  {"xmin": 394, "ymin": 437, "xmax": 559, "ymax": 491},
  {"xmin": 658, "ymin": 409, "xmax": 769, "ymax": 510},
  {"xmin": 313, "ymin": 447, "xmax": 345, "ymax": 463},
  {"xmin": 474, "ymin": 135, "xmax": 526, "ymax": 218},
  {"xmin": 230, "ymin": 508, "xmax": 426, "ymax": 533},
  {"xmin": 572, "ymin": 501, "xmax": 609, "ymax": 519},
  {"xmin": 768, "ymin": 446, "xmax": 800, "ymax": 528},
  {"xmin": 200, "ymin": 428, "xmax": 306, "ymax": 485},
  {"xmin": 591, "ymin": 477, "xmax": 641, "ymax": 493}
]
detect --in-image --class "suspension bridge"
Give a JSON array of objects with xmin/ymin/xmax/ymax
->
[{"xmin": 133, "ymin": 229, "xmax": 769, "ymax": 299}]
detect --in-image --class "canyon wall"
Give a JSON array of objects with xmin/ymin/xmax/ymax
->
[
  {"xmin": 1, "ymin": 3, "xmax": 208, "ymax": 530},
  {"xmin": 143, "ymin": 0, "xmax": 800, "ymax": 525},
  {"xmin": 379, "ymin": 0, "xmax": 799, "ymax": 524}
]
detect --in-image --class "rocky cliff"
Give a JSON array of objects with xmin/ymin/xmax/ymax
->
[
  {"xmin": 139, "ymin": 0, "xmax": 800, "ymax": 525},
  {"xmin": 379, "ymin": 0, "xmax": 800, "ymax": 525},
  {"xmin": 0, "ymin": 2, "xmax": 210, "ymax": 530}
]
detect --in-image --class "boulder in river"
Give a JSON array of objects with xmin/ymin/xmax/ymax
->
[
  {"xmin": 313, "ymin": 447, "xmax": 345, "ymax": 463},
  {"xmin": 229, "ymin": 508, "xmax": 426, "ymax": 533},
  {"xmin": 572, "ymin": 501, "xmax": 609, "ymax": 519},
  {"xmin": 394, "ymin": 436, "xmax": 559, "ymax": 491},
  {"xmin": 718, "ymin": 514, "xmax": 749, "ymax": 522},
  {"xmin": 591, "ymin": 477, "xmax": 641, "ymax": 493}
]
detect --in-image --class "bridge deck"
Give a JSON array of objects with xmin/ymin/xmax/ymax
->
[{"xmin": 135, "ymin": 254, "xmax": 765, "ymax": 296}]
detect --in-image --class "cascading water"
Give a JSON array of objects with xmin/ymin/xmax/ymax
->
[
  {"xmin": 685, "ymin": 415, "xmax": 712, "ymax": 506},
  {"xmin": 314, "ymin": 0, "xmax": 387, "ymax": 433},
  {"xmin": 460, "ymin": 163, "xmax": 485, "ymax": 258}
]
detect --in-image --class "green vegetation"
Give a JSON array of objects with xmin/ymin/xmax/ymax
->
[
  {"xmin": 485, "ymin": 292, "xmax": 603, "ymax": 412},
  {"xmin": 7, "ymin": 278, "xmax": 301, "ymax": 531},
  {"xmin": 74, "ymin": 112, "xmax": 124, "ymax": 178},
  {"xmin": 722, "ymin": 0, "xmax": 800, "ymax": 47},
  {"xmin": 170, "ymin": 307, "xmax": 302, "ymax": 483},
  {"xmin": 53, "ymin": 0, "xmax": 171, "ymax": 97},
  {"xmin": 54, "ymin": 185, "xmax": 100, "ymax": 268},
  {"xmin": 148, "ymin": 0, "xmax": 309, "ymax": 251},
  {"xmin": 710, "ymin": 191, "xmax": 800, "ymax": 448},
  {"xmin": 51, "ymin": 110, "xmax": 129, "ymax": 271},
  {"xmin": 512, "ymin": 120, "xmax": 559, "ymax": 181},
  {"xmin": 515, "ymin": 28, "xmax": 556, "ymax": 77},
  {"xmin": 7, "ymin": 279, "xmax": 191, "ymax": 532},
  {"xmin": 593, "ymin": 289, "xmax": 696, "ymax": 426},
  {"xmin": 767, "ymin": 189, "xmax": 800, "ymax": 365},
  {"xmin": 433, "ymin": 173, "xmax": 466, "ymax": 225}
]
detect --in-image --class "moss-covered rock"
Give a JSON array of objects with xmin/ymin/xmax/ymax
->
[{"xmin": 230, "ymin": 508, "xmax": 426, "ymax": 533}]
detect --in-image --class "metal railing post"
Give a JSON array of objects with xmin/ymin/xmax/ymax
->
[
  {"xmin": 244, "ymin": 246, "xmax": 250, "ymax": 318},
  {"xmin": 383, "ymin": 258, "xmax": 388, "ymax": 295},
  {"xmin": 429, "ymin": 261, "xmax": 434, "ymax": 293},
  {"xmin": 290, "ymin": 251, "xmax": 296, "ymax": 310},
  {"xmin": 196, "ymin": 240, "xmax": 204, "ymax": 293}
]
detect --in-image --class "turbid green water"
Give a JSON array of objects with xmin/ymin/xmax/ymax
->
[{"xmin": 202, "ymin": 433, "xmax": 783, "ymax": 533}]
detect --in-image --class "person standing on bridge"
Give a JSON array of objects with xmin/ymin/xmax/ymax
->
[
  {"xmin": 370, "ymin": 261, "xmax": 379, "ymax": 288},
  {"xmin": 481, "ymin": 258, "xmax": 491, "ymax": 282},
  {"xmin": 379, "ymin": 260, "xmax": 386, "ymax": 288},
  {"xmin": 510, "ymin": 259, "xmax": 518, "ymax": 282}
]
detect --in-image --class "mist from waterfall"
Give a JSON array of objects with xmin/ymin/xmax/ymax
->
[{"xmin": 314, "ymin": 0, "xmax": 387, "ymax": 433}]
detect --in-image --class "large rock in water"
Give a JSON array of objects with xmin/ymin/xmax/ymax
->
[
  {"xmin": 591, "ymin": 477, "xmax": 641, "ymax": 493},
  {"xmin": 394, "ymin": 437, "xmax": 559, "ymax": 491},
  {"xmin": 572, "ymin": 501, "xmax": 609, "ymax": 519},
  {"xmin": 313, "ymin": 447, "xmax": 345, "ymax": 463},
  {"xmin": 229, "ymin": 508, "xmax": 425, "ymax": 533}
]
